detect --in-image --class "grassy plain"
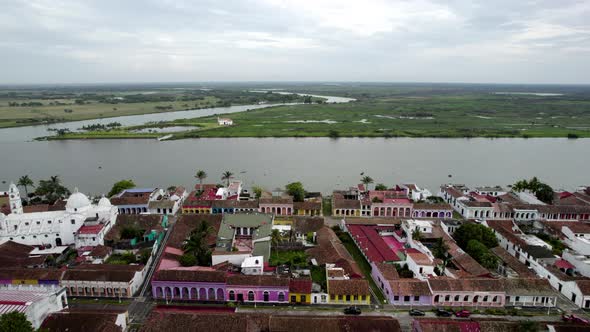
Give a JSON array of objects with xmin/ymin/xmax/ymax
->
[
  {"xmin": 9, "ymin": 83, "xmax": 590, "ymax": 139},
  {"xmin": 0, "ymin": 97, "xmax": 220, "ymax": 128}
]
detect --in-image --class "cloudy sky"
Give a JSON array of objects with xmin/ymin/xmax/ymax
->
[{"xmin": 1, "ymin": 0, "xmax": 589, "ymax": 84}]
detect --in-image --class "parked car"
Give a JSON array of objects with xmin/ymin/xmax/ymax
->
[
  {"xmin": 344, "ymin": 306, "xmax": 362, "ymax": 315},
  {"xmin": 455, "ymin": 310, "xmax": 471, "ymax": 318},
  {"xmin": 409, "ymin": 309, "xmax": 426, "ymax": 316},
  {"xmin": 563, "ymin": 314, "xmax": 590, "ymax": 325},
  {"xmin": 435, "ymin": 309, "xmax": 453, "ymax": 317}
]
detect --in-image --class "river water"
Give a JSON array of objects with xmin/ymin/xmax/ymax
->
[{"xmin": 0, "ymin": 94, "xmax": 588, "ymax": 196}]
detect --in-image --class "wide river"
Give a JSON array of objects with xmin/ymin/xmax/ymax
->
[{"xmin": 0, "ymin": 94, "xmax": 588, "ymax": 196}]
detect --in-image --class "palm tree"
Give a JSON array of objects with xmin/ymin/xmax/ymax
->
[
  {"xmin": 221, "ymin": 171, "xmax": 234, "ymax": 187},
  {"xmin": 182, "ymin": 220, "xmax": 214, "ymax": 266},
  {"xmin": 361, "ymin": 176, "xmax": 374, "ymax": 191},
  {"xmin": 432, "ymin": 238, "xmax": 451, "ymax": 274},
  {"xmin": 17, "ymin": 175, "xmax": 34, "ymax": 196},
  {"xmin": 271, "ymin": 229, "xmax": 282, "ymax": 257},
  {"xmin": 195, "ymin": 170, "xmax": 207, "ymax": 191},
  {"xmin": 411, "ymin": 228, "xmax": 423, "ymax": 242}
]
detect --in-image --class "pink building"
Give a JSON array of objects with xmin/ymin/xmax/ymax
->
[{"xmin": 259, "ymin": 197, "xmax": 293, "ymax": 216}]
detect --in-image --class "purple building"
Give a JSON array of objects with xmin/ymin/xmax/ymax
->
[
  {"xmin": 371, "ymin": 262, "xmax": 432, "ymax": 306},
  {"xmin": 226, "ymin": 275, "xmax": 289, "ymax": 303},
  {"xmin": 152, "ymin": 270, "xmax": 227, "ymax": 301}
]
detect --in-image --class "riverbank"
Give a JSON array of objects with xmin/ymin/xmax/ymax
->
[{"xmin": 40, "ymin": 103, "xmax": 590, "ymax": 140}]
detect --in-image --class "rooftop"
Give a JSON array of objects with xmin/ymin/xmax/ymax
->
[
  {"xmin": 328, "ymin": 279, "xmax": 370, "ymax": 296},
  {"xmin": 347, "ymin": 224, "xmax": 401, "ymax": 263}
]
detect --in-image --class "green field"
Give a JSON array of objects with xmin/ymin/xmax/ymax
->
[{"xmin": 7, "ymin": 83, "xmax": 590, "ymax": 139}]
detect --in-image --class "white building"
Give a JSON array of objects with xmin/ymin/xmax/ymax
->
[
  {"xmin": 217, "ymin": 117, "xmax": 233, "ymax": 126},
  {"xmin": 241, "ymin": 256, "xmax": 264, "ymax": 275},
  {"xmin": 0, "ymin": 287, "xmax": 68, "ymax": 329},
  {"xmin": 474, "ymin": 186, "xmax": 507, "ymax": 197},
  {"xmin": 0, "ymin": 187, "xmax": 117, "ymax": 248},
  {"xmin": 402, "ymin": 184, "xmax": 432, "ymax": 201}
]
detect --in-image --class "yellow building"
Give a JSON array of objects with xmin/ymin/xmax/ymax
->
[
  {"xmin": 289, "ymin": 278, "xmax": 312, "ymax": 304},
  {"xmin": 293, "ymin": 201, "xmax": 323, "ymax": 217},
  {"xmin": 327, "ymin": 279, "xmax": 371, "ymax": 305}
]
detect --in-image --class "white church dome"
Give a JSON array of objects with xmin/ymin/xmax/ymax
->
[
  {"xmin": 66, "ymin": 189, "xmax": 91, "ymax": 211},
  {"xmin": 98, "ymin": 196, "xmax": 112, "ymax": 207}
]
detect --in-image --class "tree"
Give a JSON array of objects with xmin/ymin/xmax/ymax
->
[
  {"xmin": 511, "ymin": 177, "xmax": 554, "ymax": 204},
  {"xmin": 374, "ymin": 183, "xmax": 387, "ymax": 191},
  {"xmin": 285, "ymin": 182, "xmax": 305, "ymax": 202},
  {"xmin": 17, "ymin": 175, "xmax": 34, "ymax": 197},
  {"xmin": 108, "ymin": 179, "xmax": 136, "ymax": 197},
  {"xmin": 432, "ymin": 238, "xmax": 449, "ymax": 260},
  {"xmin": 221, "ymin": 171, "xmax": 234, "ymax": 187},
  {"xmin": 182, "ymin": 221, "xmax": 214, "ymax": 266},
  {"xmin": 195, "ymin": 170, "xmax": 207, "ymax": 191},
  {"xmin": 35, "ymin": 175, "xmax": 70, "ymax": 203},
  {"xmin": 411, "ymin": 228, "xmax": 423, "ymax": 242},
  {"xmin": 252, "ymin": 186, "xmax": 263, "ymax": 199},
  {"xmin": 271, "ymin": 229, "xmax": 282, "ymax": 256},
  {"xmin": 0, "ymin": 311, "xmax": 34, "ymax": 332},
  {"xmin": 361, "ymin": 176, "xmax": 374, "ymax": 191},
  {"xmin": 179, "ymin": 253, "xmax": 197, "ymax": 267},
  {"xmin": 453, "ymin": 223, "xmax": 498, "ymax": 249}
]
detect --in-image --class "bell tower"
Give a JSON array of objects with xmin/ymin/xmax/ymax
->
[{"xmin": 8, "ymin": 182, "xmax": 23, "ymax": 214}]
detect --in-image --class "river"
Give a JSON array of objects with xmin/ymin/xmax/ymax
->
[{"xmin": 0, "ymin": 94, "xmax": 588, "ymax": 196}]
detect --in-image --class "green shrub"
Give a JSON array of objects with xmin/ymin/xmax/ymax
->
[{"xmin": 179, "ymin": 253, "xmax": 197, "ymax": 267}]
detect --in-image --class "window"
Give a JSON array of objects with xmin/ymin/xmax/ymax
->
[
  {"xmin": 229, "ymin": 291, "xmax": 235, "ymax": 301},
  {"xmin": 394, "ymin": 295, "xmax": 399, "ymax": 301},
  {"xmin": 353, "ymin": 295, "xmax": 358, "ymax": 301},
  {"xmin": 45, "ymin": 235, "xmax": 48, "ymax": 237},
  {"xmin": 48, "ymin": 220, "xmax": 51, "ymax": 224},
  {"xmin": 483, "ymin": 296, "xmax": 489, "ymax": 302},
  {"xmin": 71, "ymin": 219, "xmax": 75, "ymax": 224},
  {"xmin": 454, "ymin": 295, "xmax": 460, "ymax": 302},
  {"xmin": 248, "ymin": 291, "xmax": 254, "ymax": 301},
  {"xmin": 339, "ymin": 295, "xmax": 343, "ymax": 301},
  {"xmin": 330, "ymin": 294, "xmax": 335, "ymax": 301},
  {"xmin": 445, "ymin": 295, "xmax": 450, "ymax": 302},
  {"xmin": 404, "ymin": 296, "xmax": 410, "ymax": 302},
  {"xmin": 278, "ymin": 292, "xmax": 285, "ymax": 302},
  {"xmin": 414, "ymin": 296, "xmax": 419, "ymax": 301},
  {"xmin": 301, "ymin": 295, "xmax": 306, "ymax": 302},
  {"xmin": 36, "ymin": 221, "xmax": 40, "ymax": 225},
  {"xmin": 361, "ymin": 296, "xmax": 366, "ymax": 301},
  {"xmin": 25, "ymin": 222, "xmax": 29, "ymax": 226}
]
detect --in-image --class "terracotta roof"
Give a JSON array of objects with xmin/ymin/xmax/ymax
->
[
  {"xmin": 576, "ymin": 280, "xmax": 590, "ymax": 295},
  {"xmin": 451, "ymin": 253, "xmax": 490, "ymax": 277},
  {"xmin": 289, "ymin": 278, "xmax": 312, "ymax": 293},
  {"xmin": 212, "ymin": 200, "xmax": 259, "ymax": 209},
  {"xmin": 292, "ymin": 216, "xmax": 324, "ymax": 234},
  {"xmin": 305, "ymin": 227, "xmax": 362, "ymax": 277},
  {"xmin": 428, "ymin": 278, "xmax": 501, "ymax": 292},
  {"xmin": 333, "ymin": 198, "xmax": 361, "ymax": 209},
  {"xmin": 374, "ymin": 262, "xmax": 400, "ymax": 280},
  {"xmin": 78, "ymin": 224, "xmax": 104, "ymax": 235},
  {"xmin": 389, "ymin": 279, "xmax": 432, "ymax": 296},
  {"xmin": 182, "ymin": 199, "xmax": 213, "ymax": 208},
  {"xmin": 259, "ymin": 197, "xmax": 293, "ymax": 205},
  {"xmin": 63, "ymin": 264, "xmax": 142, "ymax": 282},
  {"xmin": 406, "ymin": 251, "xmax": 433, "ymax": 266},
  {"xmin": 89, "ymin": 245, "xmax": 112, "ymax": 259},
  {"xmin": 226, "ymin": 274, "xmax": 290, "ymax": 287},
  {"xmin": 293, "ymin": 201, "xmax": 322, "ymax": 210},
  {"xmin": 328, "ymin": 279, "xmax": 370, "ymax": 296},
  {"xmin": 461, "ymin": 200, "xmax": 493, "ymax": 207},
  {"xmin": 490, "ymin": 247, "xmax": 536, "ymax": 278},
  {"xmin": 0, "ymin": 268, "xmax": 63, "ymax": 281},
  {"xmin": 110, "ymin": 196, "xmax": 149, "ymax": 206},
  {"xmin": 443, "ymin": 187, "xmax": 464, "ymax": 199},
  {"xmin": 148, "ymin": 199, "xmax": 175, "ymax": 209},
  {"xmin": 542, "ymin": 221, "xmax": 590, "ymax": 235},
  {"xmin": 167, "ymin": 214, "xmax": 222, "ymax": 249},
  {"xmin": 501, "ymin": 278, "xmax": 557, "ymax": 296},
  {"xmin": 140, "ymin": 311, "xmax": 401, "ymax": 332},
  {"xmin": 23, "ymin": 204, "xmax": 50, "ymax": 213},
  {"xmin": 42, "ymin": 311, "xmax": 124, "ymax": 332},
  {"xmin": 154, "ymin": 269, "xmax": 227, "ymax": 283},
  {"xmin": 0, "ymin": 241, "xmax": 47, "ymax": 268}
]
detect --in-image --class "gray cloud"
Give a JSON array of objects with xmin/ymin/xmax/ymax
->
[{"xmin": 1, "ymin": 0, "xmax": 589, "ymax": 84}]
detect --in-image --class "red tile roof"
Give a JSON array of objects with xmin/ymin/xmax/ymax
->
[
  {"xmin": 347, "ymin": 225, "xmax": 401, "ymax": 263},
  {"xmin": 77, "ymin": 224, "xmax": 104, "ymax": 235},
  {"xmin": 328, "ymin": 279, "xmax": 370, "ymax": 296},
  {"xmin": 289, "ymin": 278, "xmax": 312, "ymax": 294}
]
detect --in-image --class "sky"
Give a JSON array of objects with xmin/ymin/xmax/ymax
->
[{"xmin": 1, "ymin": 0, "xmax": 590, "ymax": 84}]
